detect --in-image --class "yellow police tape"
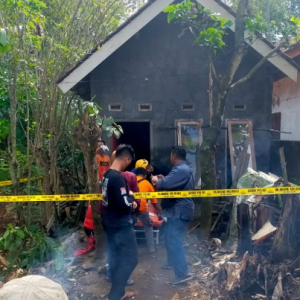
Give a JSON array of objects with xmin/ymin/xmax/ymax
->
[
  {"xmin": 0, "ymin": 186, "xmax": 300, "ymax": 202},
  {"xmin": 0, "ymin": 177, "xmax": 43, "ymax": 187}
]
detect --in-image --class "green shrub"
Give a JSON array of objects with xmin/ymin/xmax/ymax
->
[{"xmin": 0, "ymin": 224, "xmax": 60, "ymax": 269}]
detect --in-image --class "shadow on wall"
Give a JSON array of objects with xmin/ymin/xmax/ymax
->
[{"xmin": 270, "ymin": 140, "xmax": 300, "ymax": 183}]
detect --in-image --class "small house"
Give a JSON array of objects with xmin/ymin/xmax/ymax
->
[
  {"xmin": 270, "ymin": 44, "xmax": 300, "ymax": 182},
  {"xmin": 58, "ymin": 0, "xmax": 298, "ymax": 189}
]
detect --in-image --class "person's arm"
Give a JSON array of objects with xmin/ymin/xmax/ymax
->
[
  {"xmin": 156, "ymin": 167, "xmax": 187, "ymax": 191},
  {"xmin": 131, "ymin": 174, "xmax": 140, "ymax": 193},
  {"xmin": 152, "ymin": 203, "xmax": 162, "ymax": 215},
  {"xmin": 131, "ymin": 176, "xmax": 141, "ymax": 212},
  {"xmin": 148, "ymin": 182, "xmax": 162, "ymax": 215},
  {"xmin": 113, "ymin": 176, "xmax": 135, "ymax": 210}
]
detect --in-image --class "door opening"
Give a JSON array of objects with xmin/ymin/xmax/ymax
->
[{"xmin": 112, "ymin": 122, "xmax": 151, "ymax": 168}]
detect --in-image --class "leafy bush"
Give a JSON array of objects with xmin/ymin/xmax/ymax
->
[{"xmin": 0, "ymin": 224, "xmax": 60, "ymax": 269}]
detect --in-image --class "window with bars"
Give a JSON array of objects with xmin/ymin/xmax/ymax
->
[
  {"xmin": 138, "ymin": 104, "xmax": 152, "ymax": 111},
  {"xmin": 109, "ymin": 104, "xmax": 122, "ymax": 111}
]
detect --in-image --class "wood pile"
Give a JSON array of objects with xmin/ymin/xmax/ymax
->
[{"xmin": 202, "ymin": 168, "xmax": 300, "ymax": 299}]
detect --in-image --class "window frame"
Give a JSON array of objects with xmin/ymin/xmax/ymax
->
[{"xmin": 227, "ymin": 119, "xmax": 257, "ymax": 181}]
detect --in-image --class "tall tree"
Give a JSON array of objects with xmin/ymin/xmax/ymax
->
[
  {"xmin": 224, "ymin": 0, "xmax": 300, "ymax": 42},
  {"xmin": 0, "ymin": 0, "xmax": 143, "ymax": 225},
  {"xmin": 164, "ymin": 0, "xmax": 299, "ymax": 240}
]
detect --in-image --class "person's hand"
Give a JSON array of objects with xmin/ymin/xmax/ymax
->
[
  {"xmin": 129, "ymin": 190, "xmax": 134, "ymax": 196},
  {"xmin": 157, "ymin": 174, "xmax": 164, "ymax": 179},
  {"xmin": 132, "ymin": 201, "xmax": 137, "ymax": 209},
  {"xmin": 151, "ymin": 176, "xmax": 158, "ymax": 185},
  {"xmin": 158, "ymin": 214, "xmax": 163, "ymax": 221}
]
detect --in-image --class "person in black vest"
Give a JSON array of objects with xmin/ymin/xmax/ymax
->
[{"xmin": 152, "ymin": 146, "xmax": 195, "ymax": 285}]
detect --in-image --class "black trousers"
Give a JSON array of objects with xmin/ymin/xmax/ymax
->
[{"xmin": 103, "ymin": 223, "xmax": 138, "ymax": 300}]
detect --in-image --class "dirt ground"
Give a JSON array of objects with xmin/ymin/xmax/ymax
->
[{"xmin": 54, "ymin": 229, "xmax": 212, "ymax": 300}]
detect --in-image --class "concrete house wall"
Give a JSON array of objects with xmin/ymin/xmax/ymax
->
[
  {"xmin": 270, "ymin": 48, "xmax": 300, "ymax": 182},
  {"xmin": 273, "ymin": 73, "xmax": 300, "ymax": 141},
  {"xmin": 90, "ymin": 12, "xmax": 273, "ymax": 187}
]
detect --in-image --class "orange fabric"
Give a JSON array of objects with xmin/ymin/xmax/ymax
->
[
  {"xmin": 84, "ymin": 202, "xmax": 94, "ymax": 230},
  {"xmin": 136, "ymin": 203, "xmax": 163, "ymax": 227},
  {"xmin": 136, "ymin": 175, "xmax": 157, "ymax": 213},
  {"xmin": 97, "ymin": 153, "xmax": 110, "ymax": 181}
]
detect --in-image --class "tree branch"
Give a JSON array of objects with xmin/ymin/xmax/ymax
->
[
  {"xmin": 229, "ymin": 40, "xmax": 285, "ymax": 91},
  {"xmin": 210, "ymin": 59, "xmax": 220, "ymax": 88},
  {"xmin": 220, "ymin": 0, "xmax": 249, "ymax": 90}
]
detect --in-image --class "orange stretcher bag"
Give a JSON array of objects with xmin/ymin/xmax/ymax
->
[{"xmin": 135, "ymin": 202, "xmax": 164, "ymax": 227}]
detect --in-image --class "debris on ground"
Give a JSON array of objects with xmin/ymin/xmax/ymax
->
[
  {"xmin": 1, "ymin": 167, "xmax": 299, "ymax": 300},
  {"xmin": 189, "ymin": 168, "xmax": 300, "ymax": 300},
  {"xmin": 252, "ymin": 220, "xmax": 277, "ymax": 245},
  {"xmin": 170, "ymin": 293, "xmax": 181, "ymax": 300}
]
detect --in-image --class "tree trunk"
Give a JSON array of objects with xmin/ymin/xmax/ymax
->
[
  {"xmin": 198, "ymin": 0, "xmax": 249, "ymax": 240},
  {"xmin": 209, "ymin": 61, "xmax": 213, "ymax": 125},
  {"xmin": 228, "ymin": 197, "xmax": 238, "ymax": 244},
  {"xmin": 199, "ymin": 92, "xmax": 227, "ymax": 240},
  {"xmin": 74, "ymin": 109, "xmax": 105, "ymax": 260},
  {"xmin": 8, "ymin": 63, "xmax": 21, "ymax": 195},
  {"xmin": 271, "ymin": 194, "xmax": 295, "ymax": 262}
]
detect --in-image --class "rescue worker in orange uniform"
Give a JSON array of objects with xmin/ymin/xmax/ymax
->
[
  {"xmin": 135, "ymin": 159, "xmax": 162, "ymax": 253},
  {"xmin": 74, "ymin": 139, "xmax": 110, "ymax": 256},
  {"xmin": 97, "ymin": 140, "xmax": 111, "ymax": 186},
  {"xmin": 74, "ymin": 202, "xmax": 95, "ymax": 256}
]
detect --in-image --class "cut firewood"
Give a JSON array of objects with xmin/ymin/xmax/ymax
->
[{"xmin": 252, "ymin": 220, "xmax": 277, "ymax": 244}]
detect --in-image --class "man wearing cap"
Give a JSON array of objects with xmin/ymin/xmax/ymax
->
[{"xmin": 135, "ymin": 166, "xmax": 162, "ymax": 253}]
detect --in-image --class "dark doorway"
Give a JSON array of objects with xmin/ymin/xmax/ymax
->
[{"xmin": 112, "ymin": 122, "xmax": 151, "ymax": 168}]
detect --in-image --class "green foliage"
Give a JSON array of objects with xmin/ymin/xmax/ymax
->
[
  {"xmin": 163, "ymin": 0, "xmax": 233, "ymax": 55},
  {"xmin": 0, "ymin": 224, "xmax": 60, "ymax": 269},
  {"xmin": 0, "ymin": 119, "xmax": 10, "ymax": 139},
  {"xmin": 225, "ymin": 0, "xmax": 300, "ymax": 43},
  {"xmin": 101, "ymin": 116, "xmax": 124, "ymax": 139},
  {"xmin": 56, "ymin": 137, "xmax": 86, "ymax": 194},
  {"xmin": 0, "ymin": 29, "xmax": 12, "ymax": 53},
  {"xmin": 78, "ymin": 101, "xmax": 123, "ymax": 139},
  {"xmin": 164, "ymin": 0, "xmax": 300, "ymax": 53},
  {"xmin": 0, "ymin": 0, "xmax": 144, "ymax": 203},
  {"xmin": 245, "ymin": 13, "xmax": 268, "ymax": 34},
  {"xmin": 0, "ymin": 78, "xmax": 10, "ymax": 143},
  {"xmin": 0, "ymin": 151, "xmax": 10, "ymax": 182},
  {"xmin": 0, "ymin": 29, "xmax": 7, "ymax": 46}
]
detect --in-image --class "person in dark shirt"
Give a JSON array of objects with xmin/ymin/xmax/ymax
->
[
  {"xmin": 102, "ymin": 144, "xmax": 138, "ymax": 300},
  {"xmin": 146, "ymin": 162, "xmax": 171, "ymax": 183},
  {"xmin": 152, "ymin": 146, "xmax": 194, "ymax": 285}
]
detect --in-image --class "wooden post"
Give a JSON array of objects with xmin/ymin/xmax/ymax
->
[
  {"xmin": 271, "ymin": 194, "xmax": 293, "ymax": 261},
  {"xmin": 279, "ymin": 147, "xmax": 288, "ymax": 184}
]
